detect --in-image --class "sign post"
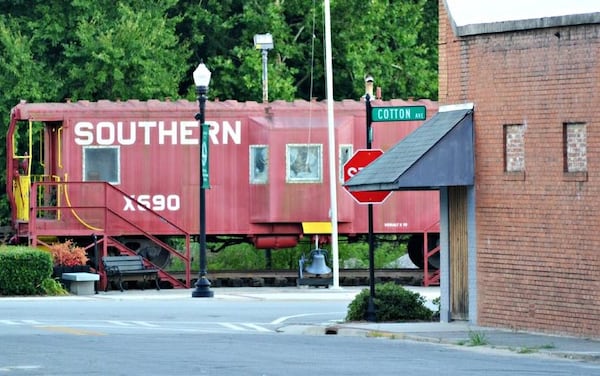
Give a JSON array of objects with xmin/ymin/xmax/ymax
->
[{"xmin": 364, "ymin": 88, "xmax": 376, "ymax": 322}]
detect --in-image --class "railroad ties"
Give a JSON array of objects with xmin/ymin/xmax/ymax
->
[{"xmin": 168, "ymin": 268, "xmax": 425, "ymax": 288}]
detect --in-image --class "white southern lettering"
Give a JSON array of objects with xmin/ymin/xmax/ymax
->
[
  {"xmin": 97, "ymin": 122, "xmax": 114, "ymax": 145},
  {"xmin": 159, "ymin": 121, "xmax": 178, "ymax": 145},
  {"xmin": 207, "ymin": 120, "xmax": 241, "ymax": 145},
  {"xmin": 123, "ymin": 194, "xmax": 181, "ymax": 212},
  {"xmin": 74, "ymin": 122, "xmax": 94, "ymax": 145},
  {"xmin": 138, "ymin": 121, "xmax": 156, "ymax": 144},
  {"xmin": 74, "ymin": 120, "xmax": 242, "ymax": 146},
  {"xmin": 117, "ymin": 122, "xmax": 135, "ymax": 145},
  {"xmin": 180, "ymin": 121, "xmax": 196, "ymax": 145}
]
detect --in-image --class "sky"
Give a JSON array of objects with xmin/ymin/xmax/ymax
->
[{"xmin": 446, "ymin": 0, "xmax": 600, "ymax": 26}]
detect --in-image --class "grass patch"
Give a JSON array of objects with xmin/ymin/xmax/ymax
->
[
  {"xmin": 467, "ymin": 330, "xmax": 488, "ymax": 346},
  {"xmin": 511, "ymin": 343, "xmax": 556, "ymax": 354},
  {"xmin": 367, "ymin": 331, "xmax": 400, "ymax": 340}
]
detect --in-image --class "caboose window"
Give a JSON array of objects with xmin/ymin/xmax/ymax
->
[
  {"xmin": 83, "ymin": 146, "xmax": 120, "ymax": 184},
  {"xmin": 250, "ymin": 145, "xmax": 269, "ymax": 184},
  {"xmin": 339, "ymin": 145, "xmax": 353, "ymax": 182},
  {"xmin": 286, "ymin": 144, "xmax": 322, "ymax": 183}
]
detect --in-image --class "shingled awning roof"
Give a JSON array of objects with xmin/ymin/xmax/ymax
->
[{"xmin": 344, "ymin": 104, "xmax": 474, "ymax": 192}]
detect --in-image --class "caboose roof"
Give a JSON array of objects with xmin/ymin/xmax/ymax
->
[
  {"xmin": 11, "ymin": 98, "xmax": 437, "ymax": 120},
  {"xmin": 445, "ymin": 0, "xmax": 600, "ymax": 36},
  {"xmin": 344, "ymin": 104, "xmax": 474, "ymax": 192}
]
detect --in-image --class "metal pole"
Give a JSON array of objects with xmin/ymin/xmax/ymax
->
[
  {"xmin": 324, "ymin": 0, "xmax": 340, "ymax": 289},
  {"xmin": 365, "ymin": 92, "xmax": 376, "ymax": 322},
  {"xmin": 93, "ymin": 234, "xmax": 98, "ymax": 294},
  {"xmin": 192, "ymin": 85, "xmax": 214, "ymax": 298},
  {"xmin": 261, "ymin": 49, "xmax": 268, "ymax": 103}
]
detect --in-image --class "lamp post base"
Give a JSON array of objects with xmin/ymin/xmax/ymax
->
[
  {"xmin": 192, "ymin": 276, "xmax": 214, "ymax": 298},
  {"xmin": 366, "ymin": 297, "xmax": 377, "ymax": 322}
]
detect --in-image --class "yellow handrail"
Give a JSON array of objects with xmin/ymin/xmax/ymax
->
[{"xmin": 62, "ymin": 175, "xmax": 103, "ymax": 232}]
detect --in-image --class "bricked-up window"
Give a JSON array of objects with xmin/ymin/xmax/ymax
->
[
  {"xmin": 563, "ymin": 122, "xmax": 587, "ymax": 173},
  {"xmin": 504, "ymin": 124, "xmax": 525, "ymax": 172}
]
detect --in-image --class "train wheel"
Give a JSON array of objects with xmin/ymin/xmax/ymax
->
[
  {"xmin": 407, "ymin": 234, "xmax": 440, "ymax": 270},
  {"xmin": 122, "ymin": 239, "xmax": 171, "ymax": 269},
  {"xmin": 407, "ymin": 235, "xmax": 425, "ymax": 268}
]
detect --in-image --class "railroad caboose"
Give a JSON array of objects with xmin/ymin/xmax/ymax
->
[{"xmin": 6, "ymin": 99, "xmax": 439, "ymax": 288}]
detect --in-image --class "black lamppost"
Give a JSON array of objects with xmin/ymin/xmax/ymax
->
[
  {"xmin": 192, "ymin": 62, "xmax": 214, "ymax": 298},
  {"xmin": 364, "ymin": 74, "xmax": 376, "ymax": 321}
]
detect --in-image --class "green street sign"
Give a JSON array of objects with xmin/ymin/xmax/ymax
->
[
  {"xmin": 201, "ymin": 123, "xmax": 210, "ymax": 188},
  {"xmin": 371, "ymin": 105, "xmax": 426, "ymax": 122}
]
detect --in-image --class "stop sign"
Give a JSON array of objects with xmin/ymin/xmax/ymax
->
[{"xmin": 343, "ymin": 149, "xmax": 391, "ymax": 204}]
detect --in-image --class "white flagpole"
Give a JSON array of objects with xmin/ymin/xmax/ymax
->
[{"xmin": 324, "ymin": 0, "xmax": 340, "ymax": 288}]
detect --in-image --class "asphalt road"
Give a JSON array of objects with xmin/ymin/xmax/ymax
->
[
  {"xmin": 4, "ymin": 329, "xmax": 600, "ymax": 375},
  {"xmin": 1, "ymin": 293, "xmax": 599, "ymax": 375}
]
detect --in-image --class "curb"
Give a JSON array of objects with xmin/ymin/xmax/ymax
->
[{"xmin": 277, "ymin": 324, "xmax": 600, "ymax": 364}]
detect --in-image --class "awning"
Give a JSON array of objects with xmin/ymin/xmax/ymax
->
[{"xmin": 345, "ymin": 104, "xmax": 474, "ymax": 191}]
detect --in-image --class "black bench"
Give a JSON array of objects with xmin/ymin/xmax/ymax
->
[{"xmin": 102, "ymin": 255, "xmax": 160, "ymax": 292}]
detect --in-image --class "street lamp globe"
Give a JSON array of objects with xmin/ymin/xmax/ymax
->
[{"xmin": 193, "ymin": 63, "xmax": 212, "ymax": 88}]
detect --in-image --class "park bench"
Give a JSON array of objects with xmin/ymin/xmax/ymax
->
[{"xmin": 102, "ymin": 255, "xmax": 160, "ymax": 292}]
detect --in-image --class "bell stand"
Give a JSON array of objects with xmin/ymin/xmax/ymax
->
[{"xmin": 297, "ymin": 234, "xmax": 333, "ymax": 288}]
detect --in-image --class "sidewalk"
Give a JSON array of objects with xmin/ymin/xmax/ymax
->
[
  {"xmin": 202, "ymin": 286, "xmax": 600, "ymax": 363},
  {"xmin": 311, "ymin": 322, "xmax": 600, "ymax": 363},
  {"xmin": 7, "ymin": 286, "xmax": 600, "ymax": 362}
]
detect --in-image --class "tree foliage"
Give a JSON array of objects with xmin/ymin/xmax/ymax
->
[
  {"xmin": 0, "ymin": 0, "xmax": 437, "ymax": 104},
  {"xmin": 0, "ymin": 0, "xmax": 438, "ymax": 225}
]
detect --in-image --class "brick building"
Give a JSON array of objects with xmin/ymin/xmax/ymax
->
[{"xmin": 347, "ymin": 1, "xmax": 600, "ymax": 337}]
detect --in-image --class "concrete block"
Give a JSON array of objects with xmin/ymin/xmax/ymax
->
[{"xmin": 62, "ymin": 272, "xmax": 99, "ymax": 295}]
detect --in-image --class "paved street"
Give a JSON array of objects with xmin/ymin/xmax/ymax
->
[{"xmin": 1, "ymin": 287, "xmax": 599, "ymax": 375}]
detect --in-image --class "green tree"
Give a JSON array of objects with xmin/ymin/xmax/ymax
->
[
  {"xmin": 175, "ymin": 0, "xmax": 437, "ymax": 101},
  {"xmin": 0, "ymin": 0, "xmax": 439, "ymax": 226},
  {"xmin": 328, "ymin": 0, "xmax": 437, "ymax": 100},
  {"xmin": 173, "ymin": 0, "xmax": 298, "ymax": 101},
  {"xmin": 0, "ymin": 15, "xmax": 61, "ymax": 219},
  {"xmin": 61, "ymin": 0, "xmax": 189, "ymax": 101}
]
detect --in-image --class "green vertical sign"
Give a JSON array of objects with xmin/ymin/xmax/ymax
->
[
  {"xmin": 201, "ymin": 123, "xmax": 210, "ymax": 188},
  {"xmin": 371, "ymin": 105, "xmax": 426, "ymax": 122}
]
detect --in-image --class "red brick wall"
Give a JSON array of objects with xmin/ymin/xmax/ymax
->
[{"xmin": 440, "ymin": 2, "xmax": 600, "ymax": 336}]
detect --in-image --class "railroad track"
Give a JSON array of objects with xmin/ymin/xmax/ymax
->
[{"xmin": 169, "ymin": 268, "xmax": 428, "ymax": 288}]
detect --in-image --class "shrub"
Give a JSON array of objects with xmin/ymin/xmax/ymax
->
[
  {"xmin": 346, "ymin": 282, "xmax": 433, "ymax": 322},
  {"xmin": 0, "ymin": 246, "xmax": 53, "ymax": 295},
  {"xmin": 40, "ymin": 278, "xmax": 69, "ymax": 295},
  {"xmin": 47, "ymin": 240, "xmax": 88, "ymax": 267}
]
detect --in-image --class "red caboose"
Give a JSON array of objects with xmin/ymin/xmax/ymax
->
[{"xmin": 6, "ymin": 99, "xmax": 439, "ymax": 288}]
